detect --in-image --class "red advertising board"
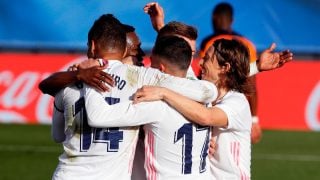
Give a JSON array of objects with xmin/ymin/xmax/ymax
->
[
  {"xmin": 0, "ymin": 53, "xmax": 86, "ymax": 124},
  {"xmin": 256, "ymin": 61, "xmax": 320, "ymax": 131},
  {"xmin": 0, "ymin": 53, "xmax": 319, "ymax": 131}
]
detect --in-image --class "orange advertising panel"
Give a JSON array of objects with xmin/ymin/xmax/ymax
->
[{"xmin": 0, "ymin": 53, "xmax": 319, "ymax": 131}]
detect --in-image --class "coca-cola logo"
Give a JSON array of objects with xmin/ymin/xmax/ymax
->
[
  {"xmin": 0, "ymin": 70, "xmax": 41, "ymax": 123},
  {"xmin": 0, "ymin": 56, "xmax": 86, "ymax": 124},
  {"xmin": 305, "ymin": 81, "xmax": 320, "ymax": 131}
]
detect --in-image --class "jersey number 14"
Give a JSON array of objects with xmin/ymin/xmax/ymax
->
[{"xmin": 74, "ymin": 97, "xmax": 124, "ymax": 152}]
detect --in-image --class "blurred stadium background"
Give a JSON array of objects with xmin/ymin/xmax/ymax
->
[{"xmin": 0, "ymin": 0, "xmax": 319, "ymax": 179}]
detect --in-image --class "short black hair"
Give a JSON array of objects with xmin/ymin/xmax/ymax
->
[
  {"xmin": 213, "ymin": 2, "xmax": 233, "ymax": 17},
  {"xmin": 87, "ymin": 14, "xmax": 126, "ymax": 55},
  {"xmin": 157, "ymin": 21, "xmax": 198, "ymax": 41},
  {"xmin": 152, "ymin": 36, "xmax": 192, "ymax": 71},
  {"xmin": 122, "ymin": 24, "xmax": 135, "ymax": 33}
]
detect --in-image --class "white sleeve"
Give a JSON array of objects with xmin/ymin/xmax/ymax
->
[
  {"xmin": 215, "ymin": 94, "xmax": 252, "ymax": 131},
  {"xmin": 158, "ymin": 79, "xmax": 217, "ymax": 104},
  {"xmin": 249, "ymin": 61, "xmax": 259, "ymax": 76},
  {"xmin": 52, "ymin": 90, "xmax": 66, "ymax": 143},
  {"xmin": 137, "ymin": 67, "xmax": 218, "ymax": 103},
  {"xmin": 84, "ymin": 85, "xmax": 163, "ymax": 128}
]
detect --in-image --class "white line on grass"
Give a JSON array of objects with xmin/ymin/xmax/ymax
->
[
  {"xmin": 253, "ymin": 153, "xmax": 320, "ymax": 162},
  {"xmin": 1, "ymin": 144, "xmax": 320, "ymax": 162},
  {"xmin": 0, "ymin": 144, "xmax": 61, "ymax": 153}
]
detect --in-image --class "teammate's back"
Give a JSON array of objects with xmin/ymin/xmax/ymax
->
[
  {"xmin": 52, "ymin": 61, "xmax": 140, "ymax": 179},
  {"xmin": 142, "ymin": 102, "xmax": 212, "ymax": 179},
  {"xmin": 83, "ymin": 36, "xmax": 217, "ymax": 179}
]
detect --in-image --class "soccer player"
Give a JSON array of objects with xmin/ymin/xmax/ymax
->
[
  {"xmin": 132, "ymin": 20, "xmax": 201, "ymax": 180},
  {"xmin": 156, "ymin": 21, "xmax": 199, "ymax": 79},
  {"xmin": 121, "ymin": 24, "xmax": 145, "ymax": 66},
  {"xmin": 51, "ymin": 14, "xmax": 217, "ymax": 180},
  {"xmin": 39, "ymin": 24, "xmax": 143, "ymax": 96},
  {"xmin": 83, "ymin": 35, "xmax": 213, "ymax": 179},
  {"xmin": 199, "ymin": 2, "xmax": 260, "ymax": 144},
  {"xmin": 132, "ymin": 39, "xmax": 257, "ymax": 179}
]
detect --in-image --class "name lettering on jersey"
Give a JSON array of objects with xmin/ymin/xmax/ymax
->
[{"xmin": 110, "ymin": 74, "xmax": 126, "ymax": 90}]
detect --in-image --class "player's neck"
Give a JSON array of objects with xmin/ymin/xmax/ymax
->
[
  {"xmin": 99, "ymin": 52, "xmax": 123, "ymax": 61},
  {"xmin": 212, "ymin": 88, "xmax": 228, "ymax": 105},
  {"xmin": 164, "ymin": 68, "xmax": 186, "ymax": 78}
]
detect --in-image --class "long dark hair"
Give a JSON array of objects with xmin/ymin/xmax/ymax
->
[{"xmin": 213, "ymin": 39, "xmax": 250, "ymax": 94}]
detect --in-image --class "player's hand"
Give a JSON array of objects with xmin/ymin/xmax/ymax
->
[
  {"xmin": 133, "ymin": 85, "xmax": 165, "ymax": 103},
  {"xmin": 67, "ymin": 64, "xmax": 79, "ymax": 71},
  {"xmin": 78, "ymin": 58, "xmax": 104, "ymax": 69},
  {"xmin": 208, "ymin": 138, "xmax": 216, "ymax": 158},
  {"xmin": 143, "ymin": 2, "xmax": 165, "ymax": 32},
  {"xmin": 251, "ymin": 122, "xmax": 262, "ymax": 144},
  {"xmin": 257, "ymin": 43, "xmax": 293, "ymax": 71},
  {"xmin": 77, "ymin": 66, "xmax": 114, "ymax": 92}
]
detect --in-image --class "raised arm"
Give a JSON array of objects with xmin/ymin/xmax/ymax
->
[
  {"xmin": 249, "ymin": 43, "xmax": 293, "ymax": 76},
  {"xmin": 143, "ymin": 2, "xmax": 165, "ymax": 32}
]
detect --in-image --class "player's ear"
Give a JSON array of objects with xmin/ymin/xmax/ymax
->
[
  {"xmin": 159, "ymin": 63, "xmax": 166, "ymax": 72},
  {"xmin": 91, "ymin": 40, "xmax": 96, "ymax": 55},
  {"xmin": 87, "ymin": 40, "xmax": 96, "ymax": 58},
  {"xmin": 122, "ymin": 47, "xmax": 128, "ymax": 58},
  {"xmin": 222, "ymin": 62, "xmax": 231, "ymax": 73}
]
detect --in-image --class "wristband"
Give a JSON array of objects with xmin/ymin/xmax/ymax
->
[
  {"xmin": 252, "ymin": 116, "xmax": 259, "ymax": 123},
  {"xmin": 249, "ymin": 60, "xmax": 259, "ymax": 76}
]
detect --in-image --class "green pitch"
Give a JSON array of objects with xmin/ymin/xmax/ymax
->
[{"xmin": 0, "ymin": 124, "xmax": 319, "ymax": 180}]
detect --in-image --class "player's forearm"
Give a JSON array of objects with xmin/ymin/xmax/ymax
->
[
  {"xmin": 158, "ymin": 78, "xmax": 218, "ymax": 103},
  {"xmin": 87, "ymin": 101, "xmax": 158, "ymax": 128},
  {"xmin": 161, "ymin": 88, "xmax": 217, "ymax": 126},
  {"xmin": 87, "ymin": 103, "xmax": 134, "ymax": 128},
  {"xmin": 39, "ymin": 71, "xmax": 79, "ymax": 96},
  {"xmin": 52, "ymin": 111, "xmax": 66, "ymax": 143},
  {"xmin": 84, "ymin": 86, "xmax": 139, "ymax": 127},
  {"xmin": 247, "ymin": 76, "xmax": 258, "ymax": 116}
]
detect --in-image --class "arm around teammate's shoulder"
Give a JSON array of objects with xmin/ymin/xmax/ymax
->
[{"xmin": 133, "ymin": 86, "xmax": 228, "ymax": 127}]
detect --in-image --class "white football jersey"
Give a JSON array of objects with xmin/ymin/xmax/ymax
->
[
  {"xmin": 186, "ymin": 66, "xmax": 198, "ymax": 80},
  {"xmin": 84, "ymin": 91, "xmax": 213, "ymax": 179},
  {"xmin": 131, "ymin": 65, "xmax": 198, "ymax": 180},
  {"xmin": 52, "ymin": 60, "xmax": 217, "ymax": 180},
  {"xmin": 210, "ymin": 91, "xmax": 252, "ymax": 180}
]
